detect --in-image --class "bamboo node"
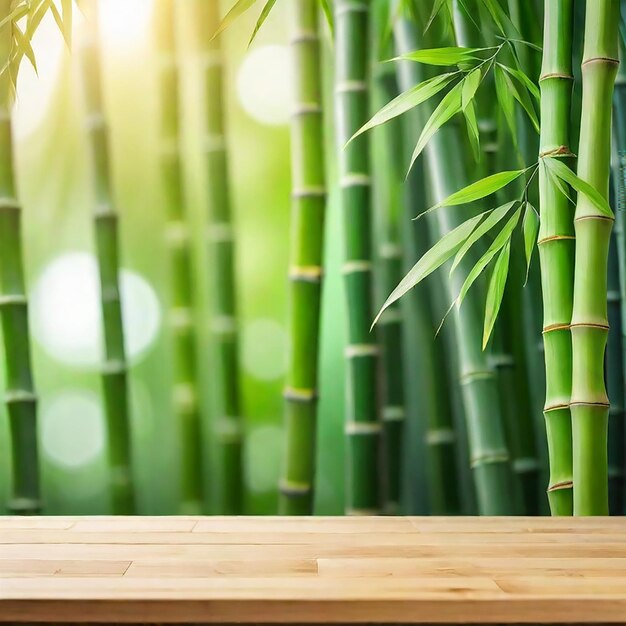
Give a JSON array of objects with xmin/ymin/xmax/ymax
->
[
  {"xmin": 345, "ymin": 421, "xmax": 381, "ymax": 435},
  {"xmin": 335, "ymin": 2, "xmax": 368, "ymax": 16},
  {"xmin": 342, "ymin": 260, "xmax": 372, "ymax": 275},
  {"xmin": 94, "ymin": 203, "xmax": 117, "ymax": 219},
  {"xmin": 542, "ymin": 323, "xmax": 571, "ymax": 334},
  {"xmin": 608, "ymin": 289, "xmax": 620, "ymax": 303},
  {"xmin": 425, "ymin": 428, "xmax": 456, "ymax": 445},
  {"xmin": 488, "ymin": 353, "xmax": 514, "ymax": 368},
  {"xmin": 346, "ymin": 507, "xmax": 381, "ymax": 516},
  {"xmin": 4, "ymin": 389, "xmax": 37, "ymax": 404},
  {"xmin": 208, "ymin": 223, "xmax": 234, "ymax": 242},
  {"xmin": 279, "ymin": 480, "xmax": 312, "ymax": 497},
  {"xmin": 283, "ymin": 386, "xmax": 318, "ymax": 403},
  {"xmin": 172, "ymin": 383, "xmax": 197, "ymax": 413},
  {"xmin": 547, "ymin": 479, "xmax": 573, "ymax": 492},
  {"xmin": 200, "ymin": 51, "xmax": 223, "ymax": 68},
  {"xmin": 0, "ymin": 197, "xmax": 20, "ymax": 211},
  {"xmin": 102, "ymin": 360, "xmax": 127, "ymax": 375},
  {"xmin": 211, "ymin": 316, "xmax": 237, "ymax": 335},
  {"xmin": 470, "ymin": 449, "xmax": 510, "ymax": 467},
  {"xmin": 335, "ymin": 80, "xmax": 368, "ymax": 94},
  {"xmin": 215, "ymin": 417, "xmax": 243, "ymax": 443},
  {"xmin": 382, "ymin": 406, "xmax": 405, "ymax": 422},
  {"xmin": 377, "ymin": 307, "xmax": 402, "ymax": 325},
  {"xmin": 341, "ymin": 173, "xmax": 371, "ymax": 187},
  {"xmin": 575, "ymin": 214, "xmax": 615, "ymax": 223},
  {"xmin": 7, "ymin": 497, "xmax": 41, "ymax": 514},
  {"xmin": 84, "ymin": 112, "xmax": 106, "ymax": 132},
  {"xmin": 289, "ymin": 265, "xmax": 323, "ymax": 283},
  {"xmin": 203, "ymin": 135, "xmax": 226, "ymax": 153},
  {"xmin": 380, "ymin": 242, "xmax": 403, "ymax": 260},
  {"xmin": 289, "ymin": 30, "xmax": 319, "ymax": 44},
  {"xmin": 513, "ymin": 457, "xmax": 540, "ymax": 474},
  {"xmin": 0, "ymin": 294, "xmax": 27, "ymax": 307},
  {"xmin": 292, "ymin": 103, "xmax": 323, "ymax": 116},
  {"xmin": 292, "ymin": 186, "xmax": 326, "ymax": 199},
  {"xmin": 538, "ymin": 72, "xmax": 575, "ymax": 83},
  {"xmin": 460, "ymin": 370, "xmax": 494, "ymax": 384},
  {"xmin": 570, "ymin": 400, "xmax": 610, "ymax": 409},
  {"xmin": 582, "ymin": 56, "xmax": 620, "ymax": 68},
  {"xmin": 570, "ymin": 322, "xmax": 610, "ymax": 331},
  {"xmin": 345, "ymin": 343, "xmax": 379, "ymax": 358},
  {"xmin": 537, "ymin": 234, "xmax": 576, "ymax": 245},
  {"xmin": 170, "ymin": 307, "xmax": 193, "ymax": 330},
  {"xmin": 544, "ymin": 402, "xmax": 571, "ymax": 413},
  {"xmin": 101, "ymin": 285, "xmax": 121, "ymax": 304},
  {"xmin": 539, "ymin": 145, "xmax": 575, "ymax": 158},
  {"xmin": 165, "ymin": 222, "xmax": 189, "ymax": 246}
]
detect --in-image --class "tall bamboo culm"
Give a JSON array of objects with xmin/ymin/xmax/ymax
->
[
  {"xmin": 335, "ymin": 0, "xmax": 381, "ymax": 514},
  {"xmin": 279, "ymin": 0, "xmax": 327, "ymax": 516},
  {"xmin": 0, "ymin": 0, "xmax": 40, "ymax": 515},
  {"xmin": 570, "ymin": 0, "xmax": 620, "ymax": 516},
  {"xmin": 394, "ymin": 6, "xmax": 515, "ymax": 515},
  {"xmin": 79, "ymin": 0, "xmax": 135, "ymax": 514},
  {"xmin": 538, "ymin": 0, "xmax": 575, "ymax": 516},
  {"xmin": 193, "ymin": 0, "xmax": 243, "ymax": 515},
  {"xmin": 154, "ymin": 0, "xmax": 204, "ymax": 514}
]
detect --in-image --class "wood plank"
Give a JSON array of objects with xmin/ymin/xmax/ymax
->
[{"xmin": 0, "ymin": 559, "xmax": 130, "ymax": 577}]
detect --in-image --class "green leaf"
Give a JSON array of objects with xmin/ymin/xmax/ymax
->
[
  {"xmin": 479, "ymin": 0, "xmax": 518, "ymax": 37},
  {"xmin": 408, "ymin": 81, "xmax": 463, "ymax": 171},
  {"xmin": 499, "ymin": 65, "xmax": 539, "ymax": 133},
  {"xmin": 461, "ymin": 67, "xmax": 481, "ymax": 110},
  {"xmin": 456, "ymin": 207, "xmax": 521, "ymax": 307},
  {"xmin": 13, "ymin": 26, "xmax": 37, "ymax": 72},
  {"xmin": 463, "ymin": 99, "xmax": 480, "ymax": 161},
  {"xmin": 544, "ymin": 157, "xmax": 614, "ymax": 218},
  {"xmin": 498, "ymin": 36, "xmax": 542, "ymax": 53},
  {"xmin": 497, "ymin": 63, "xmax": 540, "ymax": 101},
  {"xmin": 61, "ymin": 0, "xmax": 73, "ymax": 47},
  {"xmin": 0, "ymin": 3, "xmax": 29, "ymax": 31},
  {"xmin": 393, "ymin": 46, "xmax": 488, "ymax": 66},
  {"xmin": 543, "ymin": 160, "xmax": 575, "ymax": 205},
  {"xmin": 522, "ymin": 202, "xmax": 539, "ymax": 284},
  {"xmin": 249, "ymin": 0, "xmax": 277, "ymax": 46},
  {"xmin": 421, "ymin": 169, "xmax": 525, "ymax": 217},
  {"xmin": 372, "ymin": 212, "xmax": 485, "ymax": 327},
  {"xmin": 319, "ymin": 0, "xmax": 334, "ymax": 34},
  {"xmin": 483, "ymin": 241, "xmax": 511, "ymax": 349},
  {"xmin": 213, "ymin": 0, "xmax": 258, "ymax": 39},
  {"xmin": 424, "ymin": 0, "xmax": 450, "ymax": 32},
  {"xmin": 450, "ymin": 201, "xmax": 516, "ymax": 275},
  {"xmin": 494, "ymin": 63, "xmax": 517, "ymax": 143},
  {"xmin": 351, "ymin": 73, "xmax": 457, "ymax": 142}
]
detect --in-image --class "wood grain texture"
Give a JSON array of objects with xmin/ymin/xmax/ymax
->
[{"xmin": 1, "ymin": 516, "xmax": 626, "ymax": 623}]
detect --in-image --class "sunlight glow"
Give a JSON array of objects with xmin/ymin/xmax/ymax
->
[{"xmin": 98, "ymin": 0, "xmax": 153, "ymax": 48}]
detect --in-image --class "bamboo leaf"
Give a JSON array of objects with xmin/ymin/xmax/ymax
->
[
  {"xmin": 424, "ymin": 0, "xmax": 450, "ymax": 32},
  {"xmin": 450, "ymin": 201, "xmax": 516, "ymax": 275},
  {"xmin": 479, "ymin": 0, "xmax": 518, "ymax": 37},
  {"xmin": 483, "ymin": 241, "xmax": 511, "ymax": 349},
  {"xmin": 497, "ymin": 63, "xmax": 540, "ymax": 101},
  {"xmin": 319, "ymin": 0, "xmax": 333, "ymax": 34},
  {"xmin": 522, "ymin": 202, "xmax": 539, "ymax": 284},
  {"xmin": 463, "ymin": 99, "xmax": 480, "ymax": 161},
  {"xmin": 420, "ymin": 168, "xmax": 525, "ymax": 217},
  {"xmin": 61, "ymin": 0, "xmax": 72, "ymax": 47},
  {"xmin": 351, "ymin": 72, "xmax": 457, "ymax": 142},
  {"xmin": 497, "ymin": 36, "xmax": 542, "ymax": 53},
  {"xmin": 543, "ymin": 160, "xmax": 575, "ymax": 205},
  {"xmin": 213, "ymin": 0, "xmax": 258, "ymax": 39},
  {"xmin": 0, "ymin": 3, "xmax": 28, "ymax": 31},
  {"xmin": 456, "ymin": 207, "xmax": 521, "ymax": 307},
  {"xmin": 372, "ymin": 212, "xmax": 485, "ymax": 327},
  {"xmin": 408, "ymin": 81, "xmax": 463, "ymax": 172},
  {"xmin": 393, "ymin": 46, "xmax": 488, "ymax": 66},
  {"xmin": 499, "ymin": 65, "xmax": 539, "ymax": 133},
  {"xmin": 544, "ymin": 157, "xmax": 614, "ymax": 218},
  {"xmin": 494, "ymin": 63, "xmax": 517, "ymax": 143},
  {"xmin": 249, "ymin": 0, "xmax": 277, "ymax": 46},
  {"xmin": 13, "ymin": 26, "xmax": 37, "ymax": 72},
  {"xmin": 461, "ymin": 67, "xmax": 481, "ymax": 110}
]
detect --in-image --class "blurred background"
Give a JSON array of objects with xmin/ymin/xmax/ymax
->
[{"xmin": 0, "ymin": 0, "xmax": 358, "ymax": 515}]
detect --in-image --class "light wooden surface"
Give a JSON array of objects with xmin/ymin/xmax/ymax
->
[{"xmin": 1, "ymin": 516, "xmax": 626, "ymax": 623}]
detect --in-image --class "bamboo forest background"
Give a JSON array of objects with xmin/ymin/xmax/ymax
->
[{"xmin": 0, "ymin": 0, "xmax": 624, "ymax": 516}]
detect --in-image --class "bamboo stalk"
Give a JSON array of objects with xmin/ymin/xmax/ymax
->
[
  {"xmin": 79, "ymin": 0, "xmax": 135, "ymax": 515},
  {"xmin": 538, "ymin": 0, "xmax": 575, "ymax": 516},
  {"xmin": 0, "ymin": 0, "xmax": 40, "ymax": 515},
  {"xmin": 334, "ymin": 0, "xmax": 382, "ymax": 514},
  {"xmin": 394, "ymin": 7, "xmax": 515, "ymax": 515},
  {"xmin": 371, "ymin": 10, "xmax": 407, "ymax": 514},
  {"xmin": 154, "ymin": 0, "xmax": 204, "ymax": 514},
  {"xmin": 278, "ymin": 0, "xmax": 327, "ymax": 516},
  {"xmin": 570, "ymin": 0, "xmax": 620, "ymax": 516},
  {"xmin": 193, "ymin": 0, "xmax": 243, "ymax": 515}
]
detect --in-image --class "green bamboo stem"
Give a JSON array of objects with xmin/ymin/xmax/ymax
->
[
  {"xmin": 335, "ymin": 0, "xmax": 381, "ymax": 515},
  {"xmin": 394, "ymin": 8, "xmax": 515, "ymax": 515},
  {"xmin": 400, "ymin": 121, "xmax": 463, "ymax": 515},
  {"xmin": 570, "ymin": 0, "xmax": 620, "ymax": 516},
  {"xmin": 371, "ymin": 46, "xmax": 407, "ymax": 513},
  {"xmin": 607, "ymin": 205, "xmax": 624, "ymax": 514},
  {"xmin": 538, "ymin": 0, "xmax": 575, "ymax": 516},
  {"xmin": 278, "ymin": 0, "xmax": 327, "ymax": 516},
  {"xmin": 193, "ymin": 0, "xmax": 243, "ymax": 515},
  {"xmin": 154, "ymin": 0, "xmax": 204, "ymax": 514},
  {"xmin": 0, "ymin": 0, "xmax": 40, "ymax": 515},
  {"xmin": 79, "ymin": 0, "xmax": 135, "ymax": 515}
]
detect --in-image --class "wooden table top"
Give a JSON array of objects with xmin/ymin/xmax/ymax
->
[{"xmin": 1, "ymin": 516, "xmax": 626, "ymax": 623}]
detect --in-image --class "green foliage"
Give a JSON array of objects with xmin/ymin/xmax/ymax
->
[
  {"xmin": 483, "ymin": 241, "xmax": 511, "ymax": 348},
  {"xmin": 522, "ymin": 202, "xmax": 539, "ymax": 283}
]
